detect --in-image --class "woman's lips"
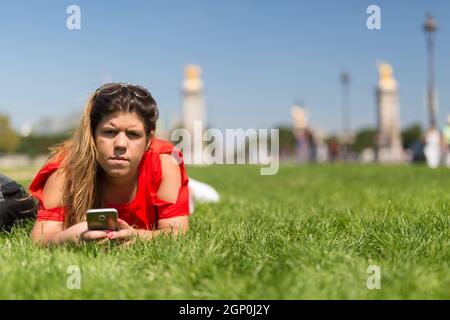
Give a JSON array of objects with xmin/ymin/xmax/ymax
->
[{"xmin": 109, "ymin": 157, "xmax": 129, "ymax": 164}]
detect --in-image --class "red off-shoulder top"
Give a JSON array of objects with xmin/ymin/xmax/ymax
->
[{"xmin": 29, "ymin": 139, "xmax": 190, "ymax": 230}]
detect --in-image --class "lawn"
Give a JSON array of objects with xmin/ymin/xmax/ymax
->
[{"xmin": 0, "ymin": 164, "xmax": 449, "ymax": 299}]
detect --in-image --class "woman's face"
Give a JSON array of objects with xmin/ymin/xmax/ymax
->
[{"xmin": 95, "ymin": 111, "xmax": 150, "ymax": 179}]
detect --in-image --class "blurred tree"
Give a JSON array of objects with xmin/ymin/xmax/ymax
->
[
  {"xmin": 0, "ymin": 114, "xmax": 20, "ymax": 153},
  {"xmin": 352, "ymin": 128, "xmax": 377, "ymax": 153},
  {"xmin": 401, "ymin": 123, "xmax": 423, "ymax": 149},
  {"xmin": 277, "ymin": 126, "xmax": 296, "ymax": 156},
  {"xmin": 17, "ymin": 133, "xmax": 71, "ymax": 158}
]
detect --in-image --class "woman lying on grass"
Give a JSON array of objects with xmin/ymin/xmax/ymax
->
[{"xmin": 30, "ymin": 83, "xmax": 189, "ymax": 246}]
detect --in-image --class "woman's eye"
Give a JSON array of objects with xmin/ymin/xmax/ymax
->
[{"xmin": 128, "ymin": 132, "xmax": 141, "ymax": 138}]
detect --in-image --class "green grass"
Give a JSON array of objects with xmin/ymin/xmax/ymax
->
[{"xmin": 0, "ymin": 164, "xmax": 449, "ymax": 299}]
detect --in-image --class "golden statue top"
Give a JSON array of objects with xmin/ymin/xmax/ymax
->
[
  {"xmin": 291, "ymin": 106, "xmax": 308, "ymax": 129},
  {"xmin": 378, "ymin": 62, "xmax": 397, "ymax": 89},
  {"xmin": 184, "ymin": 64, "xmax": 202, "ymax": 80}
]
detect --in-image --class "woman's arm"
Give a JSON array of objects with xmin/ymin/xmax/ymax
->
[
  {"xmin": 107, "ymin": 216, "xmax": 188, "ymax": 242},
  {"xmin": 31, "ymin": 220, "xmax": 64, "ymax": 245},
  {"xmin": 108, "ymin": 154, "xmax": 189, "ymax": 242},
  {"xmin": 30, "ymin": 169, "xmax": 109, "ymax": 246},
  {"xmin": 31, "ymin": 220, "xmax": 110, "ymax": 246}
]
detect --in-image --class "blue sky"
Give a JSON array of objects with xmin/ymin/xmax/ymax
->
[{"xmin": 0, "ymin": 0, "xmax": 449, "ymax": 134}]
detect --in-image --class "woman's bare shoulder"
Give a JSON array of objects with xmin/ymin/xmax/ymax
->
[
  {"xmin": 157, "ymin": 154, "xmax": 182, "ymax": 203},
  {"xmin": 41, "ymin": 168, "xmax": 65, "ymax": 209}
]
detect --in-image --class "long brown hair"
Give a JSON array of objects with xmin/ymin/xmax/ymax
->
[{"xmin": 49, "ymin": 83, "xmax": 158, "ymax": 228}]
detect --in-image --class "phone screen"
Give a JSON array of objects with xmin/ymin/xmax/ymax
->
[{"xmin": 87, "ymin": 209, "xmax": 119, "ymax": 231}]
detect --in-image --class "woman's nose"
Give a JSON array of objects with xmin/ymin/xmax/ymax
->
[{"xmin": 114, "ymin": 132, "xmax": 127, "ymax": 150}]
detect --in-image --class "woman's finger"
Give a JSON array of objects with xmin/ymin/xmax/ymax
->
[
  {"xmin": 117, "ymin": 218, "xmax": 132, "ymax": 229},
  {"xmin": 108, "ymin": 229, "xmax": 134, "ymax": 240},
  {"xmin": 81, "ymin": 230, "xmax": 108, "ymax": 241}
]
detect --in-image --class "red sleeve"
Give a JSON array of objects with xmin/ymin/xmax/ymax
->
[
  {"xmin": 35, "ymin": 204, "xmax": 64, "ymax": 222},
  {"xmin": 149, "ymin": 142, "xmax": 190, "ymax": 220},
  {"xmin": 29, "ymin": 161, "xmax": 65, "ymax": 222}
]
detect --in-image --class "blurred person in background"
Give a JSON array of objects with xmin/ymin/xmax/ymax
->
[
  {"xmin": 424, "ymin": 124, "xmax": 442, "ymax": 168},
  {"xmin": 442, "ymin": 115, "xmax": 450, "ymax": 167}
]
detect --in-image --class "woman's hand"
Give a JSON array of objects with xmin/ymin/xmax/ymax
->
[
  {"xmin": 67, "ymin": 221, "xmax": 110, "ymax": 244},
  {"xmin": 107, "ymin": 219, "xmax": 137, "ymax": 244}
]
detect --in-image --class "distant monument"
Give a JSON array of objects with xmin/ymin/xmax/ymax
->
[
  {"xmin": 291, "ymin": 105, "xmax": 308, "ymax": 131},
  {"xmin": 291, "ymin": 105, "xmax": 316, "ymax": 162},
  {"xmin": 182, "ymin": 64, "xmax": 206, "ymax": 163},
  {"xmin": 375, "ymin": 63, "xmax": 404, "ymax": 162},
  {"xmin": 183, "ymin": 64, "xmax": 205, "ymax": 134}
]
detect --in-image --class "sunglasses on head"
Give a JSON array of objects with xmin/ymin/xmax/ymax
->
[{"xmin": 95, "ymin": 83, "xmax": 151, "ymax": 99}]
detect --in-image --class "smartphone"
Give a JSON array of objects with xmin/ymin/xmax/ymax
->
[{"xmin": 86, "ymin": 208, "xmax": 119, "ymax": 231}]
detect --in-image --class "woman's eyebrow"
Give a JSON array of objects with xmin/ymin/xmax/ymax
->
[
  {"xmin": 123, "ymin": 126, "xmax": 143, "ymax": 131},
  {"xmin": 105, "ymin": 122, "xmax": 141, "ymax": 129}
]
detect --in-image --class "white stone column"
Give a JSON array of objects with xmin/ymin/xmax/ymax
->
[
  {"xmin": 182, "ymin": 65, "xmax": 206, "ymax": 164},
  {"xmin": 376, "ymin": 63, "xmax": 404, "ymax": 162}
]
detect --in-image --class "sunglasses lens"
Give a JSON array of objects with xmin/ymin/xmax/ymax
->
[
  {"xmin": 131, "ymin": 85, "xmax": 150, "ymax": 99},
  {"xmin": 97, "ymin": 83, "xmax": 123, "ymax": 96},
  {"xmin": 96, "ymin": 83, "xmax": 151, "ymax": 99}
]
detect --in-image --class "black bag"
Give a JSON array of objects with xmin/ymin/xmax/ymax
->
[{"xmin": 0, "ymin": 173, "xmax": 37, "ymax": 231}]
